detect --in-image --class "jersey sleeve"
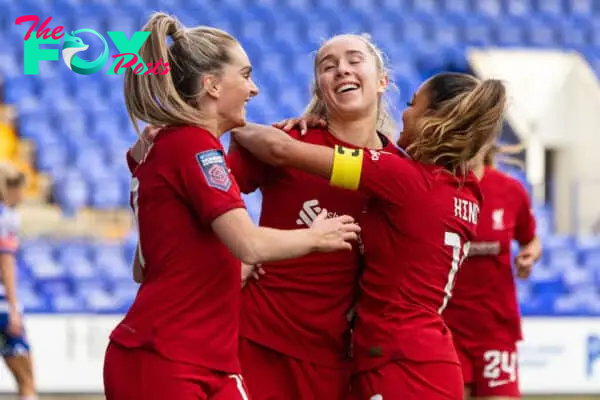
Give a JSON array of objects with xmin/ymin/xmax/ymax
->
[
  {"xmin": 513, "ymin": 182, "xmax": 536, "ymax": 245},
  {"xmin": 126, "ymin": 149, "xmax": 138, "ymax": 174},
  {"xmin": 329, "ymin": 145, "xmax": 409, "ymax": 204},
  {"xmin": 228, "ymin": 147, "xmax": 268, "ymax": 194},
  {"xmin": 170, "ymin": 134, "xmax": 245, "ymax": 225},
  {"xmin": 0, "ymin": 212, "xmax": 18, "ymax": 254}
]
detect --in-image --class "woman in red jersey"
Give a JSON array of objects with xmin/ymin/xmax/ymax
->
[
  {"xmin": 444, "ymin": 145, "xmax": 541, "ymax": 400},
  {"xmin": 103, "ymin": 13, "xmax": 361, "ymax": 400},
  {"xmin": 232, "ymin": 72, "xmax": 507, "ymax": 400},
  {"xmin": 226, "ymin": 33, "xmax": 397, "ymax": 400}
]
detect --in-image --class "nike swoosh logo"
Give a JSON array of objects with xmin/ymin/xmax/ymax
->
[{"xmin": 489, "ymin": 379, "xmax": 510, "ymax": 388}]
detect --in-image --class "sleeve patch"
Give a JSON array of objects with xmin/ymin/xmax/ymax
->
[{"xmin": 196, "ymin": 150, "xmax": 232, "ymax": 192}]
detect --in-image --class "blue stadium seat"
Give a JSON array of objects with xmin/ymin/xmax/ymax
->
[
  {"xmin": 474, "ymin": 0, "xmax": 503, "ymax": 17},
  {"xmin": 495, "ymin": 17, "xmax": 527, "ymax": 46},
  {"xmin": 53, "ymin": 171, "xmax": 90, "ymax": 214},
  {"xmin": 432, "ymin": 17, "xmax": 462, "ymax": 48},
  {"xmin": 530, "ymin": 264, "xmax": 566, "ymax": 295},
  {"xmin": 89, "ymin": 176, "xmax": 127, "ymax": 209},
  {"xmin": 527, "ymin": 16, "xmax": 560, "ymax": 47},
  {"xmin": 122, "ymin": 238, "xmax": 136, "ymax": 262},
  {"xmin": 547, "ymin": 248, "xmax": 579, "ymax": 270},
  {"xmin": 78, "ymin": 281, "xmax": 123, "ymax": 313},
  {"xmin": 50, "ymin": 0, "xmax": 77, "ymax": 10},
  {"xmin": 13, "ymin": 0, "xmax": 53, "ymax": 21},
  {"xmin": 27, "ymin": 256, "xmax": 66, "ymax": 282},
  {"xmin": 106, "ymin": 140, "xmax": 132, "ymax": 167},
  {"xmin": 504, "ymin": 0, "xmax": 534, "ymax": 17},
  {"xmin": 558, "ymin": 17, "xmax": 590, "ymax": 48},
  {"xmin": 554, "ymin": 287, "xmax": 600, "ymax": 316},
  {"xmin": 462, "ymin": 15, "xmax": 494, "ymax": 46},
  {"xmin": 92, "ymin": 242, "xmax": 128, "ymax": 282},
  {"xmin": 37, "ymin": 280, "xmax": 78, "ymax": 313},
  {"xmin": 77, "ymin": 3, "xmax": 112, "ymax": 20},
  {"xmin": 581, "ymin": 247, "xmax": 600, "ymax": 268},
  {"xmin": 19, "ymin": 113, "xmax": 53, "ymax": 141},
  {"xmin": 0, "ymin": 52, "xmax": 20, "ymax": 80},
  {"xmin": 534, "ymin": 205, "xmax": 553, "ymax": 237},
  {"xmin": 568, "ymin": 0, "xmax": 595, "ymax": 17},
  {"xmin": 562, "ymin": 264, "xmax": 595, "ymax": 291},
  {"xmin": 443, "ymin": 0, "xmax": 471, "ymax": 17},
  {"xmin": 3, "ymin": 77, "xmax": 35, "ymax": 104},
  {"xmin": 20, "ymin": 284, "xmax": 49, "ymax": 313},
  {"xmin": 412, "ymin": 0, "xmax": 439, "ymax": 15},
  {"xmin": 64, "ymin": 257, "xmax": 98, "ymax": 283},
  {"xmin": 19, "ymin": 240, "xmax": 59, "ymax": 278},
  {"xmin": 544, "ymin": 233, "xmax": 575, "ymax": 248},
  {"xmin": 38, "ymin": 143, "xmax": 70, "ymax": 176},
  {"xmin": 577, "ymin": 235, "xmax": 600, "ymax": 250},
  {"xmin": 111, "ymin": 281, "xmax": 139, "ymax": 312},
  {"xmin": 534, "ymin": 0, "xmax": 566, "ymax": 18}
]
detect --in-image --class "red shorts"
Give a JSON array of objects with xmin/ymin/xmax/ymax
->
[
  {"xmin": 104, "ymin": 342, "xmax": 250, "ymax": 400},
  {"xmin": 239, "ymin": 337, "xmax": 350, "ymax": 400},
  {"xmin": 455, "ymin": 341, "xmax": 520, "ymax": 398},
  {"xmin": 350, "ymin": 360, "xmax": 463, "ymax": 400}
]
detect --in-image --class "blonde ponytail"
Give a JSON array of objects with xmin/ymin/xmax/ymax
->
[{"xmin": 124, "ymin": 12, "xmax": 238, "ymax": 136}]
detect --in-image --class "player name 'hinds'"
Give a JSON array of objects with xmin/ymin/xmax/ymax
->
[
  {"xmin": 453, "ymin": 197, "xmax": 501, "ymax": 256},
  {"xmin": 454, "ymin": 197, "xmax": 479, "ymax": 225}
]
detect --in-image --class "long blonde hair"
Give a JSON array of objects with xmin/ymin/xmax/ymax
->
[
  {"xmin": 124, "ymin": 12, "xmax": 238, "ymax": 136},
  {"xmin": 407, "ymin": 73, "xmax": 506, "ymax": 175},
  {"xmin": 303, "ymin": 34, "xmax": 396, "ymax": 138}
]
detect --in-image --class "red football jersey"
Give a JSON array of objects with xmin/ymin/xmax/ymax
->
[
  {"xmin": 444, "ymin": 167, "xmax": 536, "ymax": 345},
  {"xmin": 337, "ymin": 147, "xmax": 483, "ymax": 372},
  {"xmin": 111, "ymin": 126, "xmax": 246, "ymax": 374},
  {"xmin": 126, "ymin": 149, "xmax": 138, "ymax": 173},
  {"xmin": 229, "ymin": 128, "xmax": 392, "ymax": 368}
]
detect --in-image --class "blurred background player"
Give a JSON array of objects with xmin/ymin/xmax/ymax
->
[
  {"xmin": 232, "ymin": 72, "xmax": 507, "ymax": 400},
  {"xmin": 0, "ymin": 163, "xmax": 36, "ymax": 400},
  {"xmin": 103, "ymin": 13, "xmax": 360, "ymax": 400},
  {"xmin": 228, "ymin": 33, "xmax": 396, "ymax": 400},
  {"xmin": 444, "ymin": 144, "xmax": 542, "ymax": 400}
]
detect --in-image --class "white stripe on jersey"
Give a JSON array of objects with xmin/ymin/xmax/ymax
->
[{"xmin": 229, "ymin": 375, "xmax": 249, "ymax": 400}]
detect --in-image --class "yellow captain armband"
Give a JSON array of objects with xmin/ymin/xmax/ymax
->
[{"xmin": 330, "ymin": 145, "xmax": 364, "ymax": 190}]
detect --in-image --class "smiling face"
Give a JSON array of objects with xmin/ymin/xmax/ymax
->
[
  {"xmin": 397, "ymin": 83, "xmax": 430, "ymax": 149},
  {"xmin": 314, "ymin": 35, "xmax": 388, "ymax": 120},
  {"xmin": 217, "ymin": 45, "xmax": 258, "ymax": 129},
  {"xmin": 210, "ymin": 43, "xmax": 259, "ymax": 131}
]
